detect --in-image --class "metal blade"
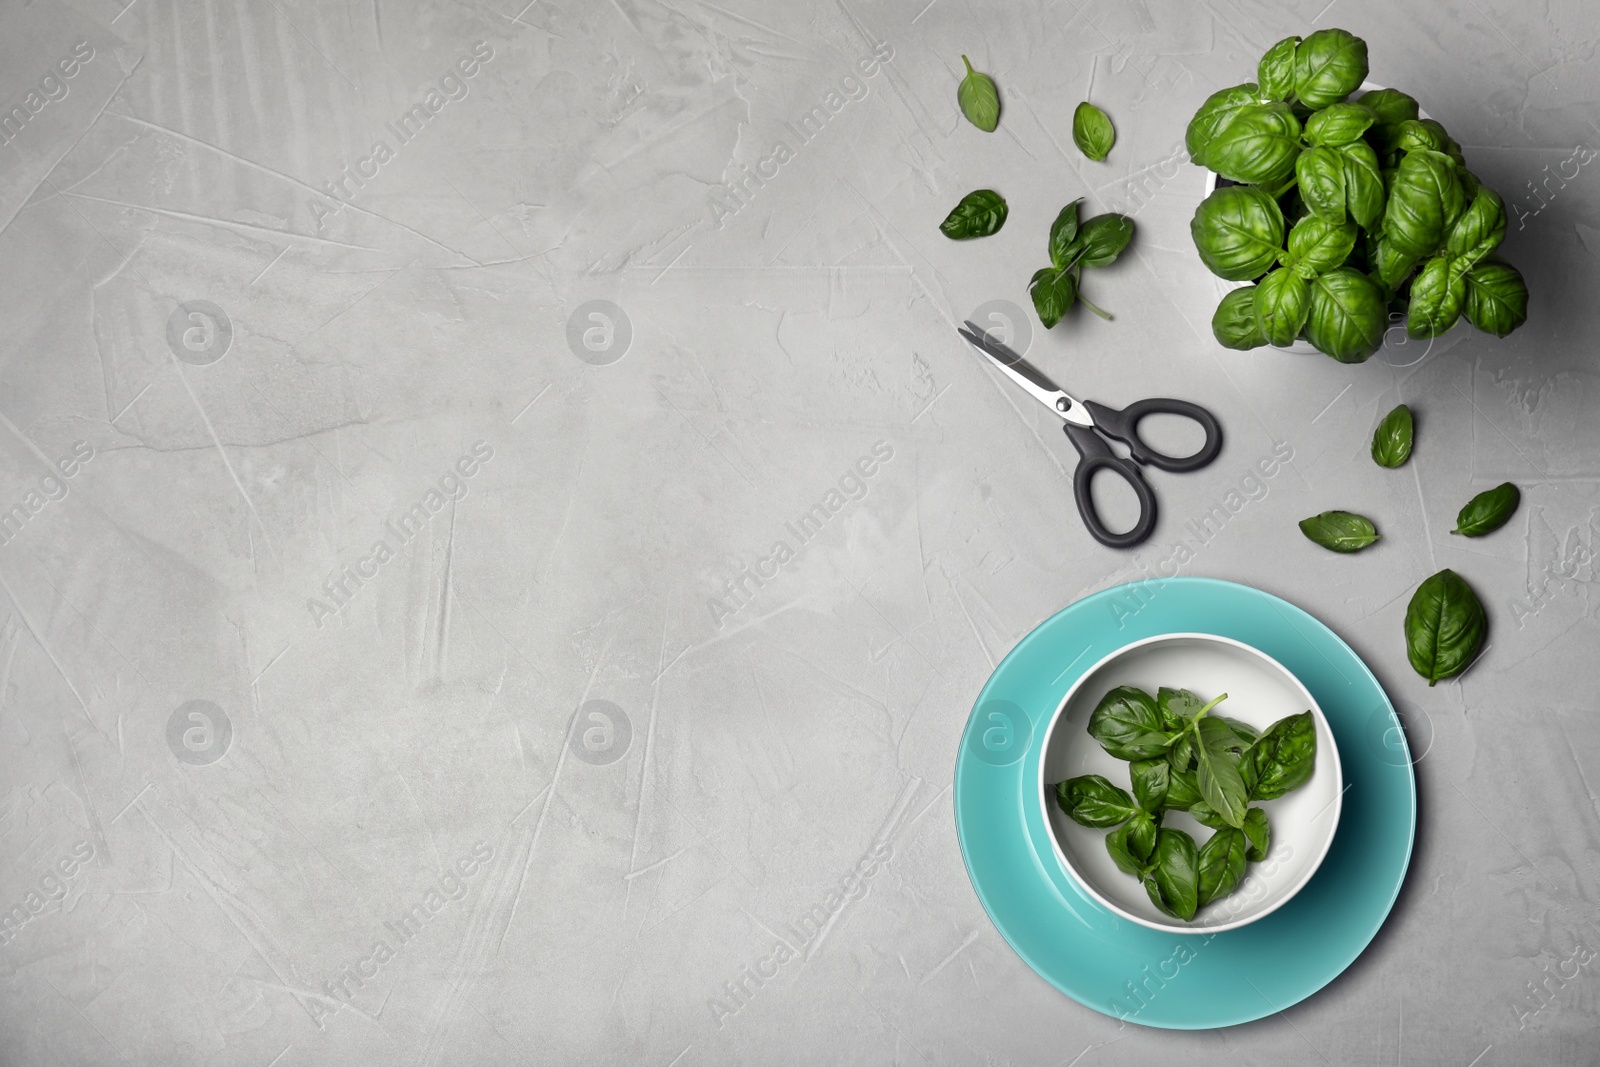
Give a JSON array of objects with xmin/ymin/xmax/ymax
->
[{"xmin": 958, "ymin": 322, "xmax": 1092, "ymax": 426}]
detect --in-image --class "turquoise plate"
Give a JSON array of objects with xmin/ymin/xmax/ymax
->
[{"xmin": 954, "ymin": 577, "xmax": 1415, "ymax": 1029}]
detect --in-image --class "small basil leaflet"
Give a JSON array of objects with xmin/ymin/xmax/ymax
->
[
  {"xmin": 1404, "ymin": 568, "xmax": 1487, "ymax": 686},
  {"xmin": 1452, "ymin": 482, "xmax": 1520, "ymax": 537},
  {"xmin": 939, "ymin": 189, "xmax": 1007, "ymax": 239},
  {"xmin": 1371, "ymin": 403, "xmax": 1414, "ymax": 468},
  {"xmin": 1073, "ymin": 101, "xmax": 1116, "ymax": 161},
  {"xmin": 1242, "ymin": 807, "xmax": 1270, "ymax": 862},
  {"xmin": 1196, "ymin": 827, "xmax": 1248, "ymax": 907},
  {"xmin": 1055, "ymin": 775, "xmax": 1141, "ymax": 828},
  {"xmin": 956, "ymin": 56, "xmax": 999, "ymax": 132},
  {"xmin": 1298, "ymin": 510, "xmax": 1380, "ymax": 553}
]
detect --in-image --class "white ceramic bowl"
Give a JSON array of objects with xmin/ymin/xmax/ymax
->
[{"xmin": 1038, "ymin": 633, "xmax": 1343, "ymax": 933}]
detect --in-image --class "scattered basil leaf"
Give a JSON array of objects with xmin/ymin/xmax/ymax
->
[
  {"xmin": 1298, "ymin": 510, "xmax": 1380, "ymax": 552},
  {"xmin": 1244, "ymin": 712, "xmax": 1317, "ymax": 800},
  {"xmin": 1406, "ymin": 255, "xmax": 1466, "ymax": 339},
  {"xmin": 1055, "ymin": 774, "xmax": 1142, "ymax": 827},
  {"xmin": 1464, "ymin": 258, "xmax": 1529, "ymax": 337},
  {"xmin": 1404, "ymin": 568, "xmax": 1487, "ymax": 686},
  {"xmin": 1028, "ymin": 266, "xmax": 1077, "ymax": 330},
  {"xmin": 1195, "ymin": 716, "xmax": 1249, "ymax": 829},
  {"xmin": 956, "ymin": 56, "xmax": 999, "ymax": 132},
  {"xmin": 1212, "ymin": 286, "xmax": 1267, "ymax": 350},
  {"xmin": 1292, "ymin": 28, "xmax": 1368, "ymax": 109},
  {"xmin": 1452, "ymin": 482, "xmax": 1520, "ymax": 537},
  {"xmin": 1048, "ymin": 199, "xmax": 1083, "ymax": 269},
  {"xmin": 1073, "ymin": 101, "xmax": 1116, "ymax": 161},
  {"xmin": 1086, "ymin": 685, "xmax": 1171, "ymax": 760},
  {"xmin": 1254, "ymin": 267, "xmax": 1312, "ymax": 347},
  {"xmin": 939, "ymin": 189, "xmax": 1008, "ymax": 240},
  {"xmin": 1130, "ymin": 758, "xmax": 1171, "ymax": 812},
  {"xmin": 1196, "ymin": 827, "xmax": 1248, "ymax": 907},
  {"xmin": 1257, "ymin": 36, "xmax": 1301, "ymax": 101},
  {"xmin": 1305, "ymin": 267, "xmax": 1387, "ymax": 363},
  {"xmin": 1371, "ymin": 403, "xmax": 1414, "ymax": 468},
  {"xmin": 1150, "ymin": 828, "xmax": 1201, "ymax": 920},
  {"xmin": 1191, "ymin": 185, "xmax": 1287, "ymax": 281},
  {"xmin": 1242, "ymin": 807, "xmax": 1270, "ymax": 862}
]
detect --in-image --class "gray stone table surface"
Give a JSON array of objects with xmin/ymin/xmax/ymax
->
[{"xmin": 0, "ymin": 0, "xmax": 1597, "ymax": 1063}]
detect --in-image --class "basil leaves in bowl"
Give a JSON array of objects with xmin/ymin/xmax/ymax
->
[{"xmin": 1038, "ymin": 633, "xmax": 1343, "ymax": 934}]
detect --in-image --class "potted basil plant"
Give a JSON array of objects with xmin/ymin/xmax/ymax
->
[{"xmin": 1186, "ymin": 28, "xmax": 1529, "ymax": 363}]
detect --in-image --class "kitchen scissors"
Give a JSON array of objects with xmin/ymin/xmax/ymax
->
[{"xmin": 958, "ymin": 321, "xmax": 1223, "ymax": 549}]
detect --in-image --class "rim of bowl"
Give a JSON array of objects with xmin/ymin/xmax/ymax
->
[{"xmin": 1036, "ymin": 631, "xmax": 1345, "ymax": 934}]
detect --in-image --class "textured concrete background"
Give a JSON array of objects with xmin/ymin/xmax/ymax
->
[{"xmin": 0, "ymin": 0, "xmax": 1596, "ymax": 1063}]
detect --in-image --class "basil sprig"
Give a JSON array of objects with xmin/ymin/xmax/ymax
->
[
  {"xmin": 1060, "ymin": 685, "xmax": 1317, "ymax": 921},
  {"xmin": 1028, "ymin": 199, "xmax": 1133, "ymax": 328}
]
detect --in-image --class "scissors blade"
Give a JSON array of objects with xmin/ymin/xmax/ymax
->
[{"xmin": 958, "ymin": 322, "xmax": 1093, "ymax": 426}]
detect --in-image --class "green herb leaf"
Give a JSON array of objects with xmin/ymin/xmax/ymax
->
[
  {"xmin": 939, "ymin": 189, "xmax": 1008, "ymax": 240},
  {"xmin": 1464, "ymin": 258, "xmax": 1529, "ymax": 337},
  {"xmin": 1047, "ymin": 199, "xmax": 1083, "ymax": 269},
  {"xmin": 1191, "ymin": 185, "xmax": 1287, "ymax": 281},
  {"xmin": 1292, "ymin": 28, "xmax": 1368, "ymax": 110},
  {"xmin": 1196, "ymin": 827, "xmax": 1248, "ymax": 908},
  {"xmin": 1149, "ymin": 828, "xmax": 1201, "ymax": 920},
  {"xmin": 1285, "ymin": 215, "xmax": 1359, "ymax": 275},
  {"xmin": 1165, "ymin": 767, "xmax": 1201, "ymax": 810},
  {"xmin": 1187, "ymin": 800, "xmax": 1229, "ymax": 830},
  {"xmin": 1305, "ymin": 267, "xmax": 1386, "ymax": 363},
  {"xmin": 1257, "ymin": 37, "xmax": 1300, "ymax": 101},
  {"xmin": 1371, "ymin": 235, "xmax": 1419, "ymax": 292},
  {"xmin": 1339, "ymin": 141, "xmax": 1385, "ymax": 231},
  {"xmin": 1054, "ymin": 774, "xmax": 1141, "ymax": 827},
  {"xmin": 1168, "ymin": 732, "xmax": 1196, "ymax": 773},
  {"xmin": 1452, "ymin": 482, "xmax": 1520, "ymax": 537},
  {"xmin": 1304, "ymin": 101, "xmax": 1375, "ymax": 147},
  {"xmin": 1406, "ymin": 255, "xmax": 1467, "ymax": 339},
  {"xmin": 1299, "ymin": 510, "xmax": 1380, "ymax": 553},
  {"xmin": 1253, "ymin": 267, "xmax": 1312, "ymax": 347},
  {"xmin": 1186, "ymin": 83, "xmax": 1263, "ymax": 169},
  {"xmin": 1243, "ymin": 711, "xmax": 1317, "ymax": 800},
  {"xmin": 957, "ymin": 55, "xmax": 1000, "ymax": 132},
  {"xmin": 1212, "ymin": 286, "xmax": 1267, "ymax": 350},
  {"xmin": 1296, "ymin": 145, "xmax": 1347, "ymax": 224},
  {"xmin": 1445, "ymin": 187, "xmax": 1507, "ymax": 268},
  {"xmin": 1371, "ymin": 403, "xmax": 1414, "ymax": 468},
  {"xmin": 1395, "ymin": 118, "xmax": 1446, "ymax": 154},
  {"xmin": 1205, "ymin": 103, "xmax": 1302, "ymax": 186},
  {"xmin": 1106, "ymin": 816, "xmax": 1157, "ymax": 876},
  {"xmin": 1355, "ymin": 87, "xmax": 1420, "ymax": 128},
  {"xmin": 1086, "ymin": 685, "xmax": 1170, "ymax": 760},
  {"xmin": 1405, "ymin": 568, "xmax": 1488, "ymax": 685},
  {"xmin": 1242, "ymin": 807, "xmax": 1270, "ymax": 861},
  {"xmin": 1194, "ymin": 716, "xmax": 1249, "ymax": 829},
  {"xmin": 1129, "ymin": 758, "xmax": 1170, "ymax": 812},
  {"xmin": 1072, "ymin": 101, "xmax": 1116, "ymax": 161},
  {"xmin": 1157, "ymin": 687, "xmax": 1202, "ymax": 730},
  {"xmin": 1072, "ymin": 213, "xmax": 1135, "ymax": 268},
  {"xmin": 1028, "ymin": 265, "xmax": 1077, "ymax": 330},
  {"xmin": 1383, "ymin": 149, "xmax": 1466, "ymax": 257}
]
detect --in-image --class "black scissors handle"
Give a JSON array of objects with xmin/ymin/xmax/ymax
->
[
  {"xmin": 1063, "ymin": 424, "xmax": 1158, "ymax": 549},
  {"xmin": 1082, "ymin": 397, "xmax": 1223, "ymax": 472}
]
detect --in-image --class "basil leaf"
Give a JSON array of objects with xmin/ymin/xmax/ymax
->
[
  {"xmin": 1054, "ymin": 774, "xmax": 1141, "ymax": 827},
  {"xmin": 1340, "ymin": 141, "xmax": 1386, "ymax": 232},
  {"xmin": 1445, "ymin": 187, "xmax": 1506, "ymax": 268},
  {"xmin": 1143, "ymin": 874, "xmax": 1179, "ymax": 918},
  {"xmin": 1298, "ymin": 510, "xmax": 1380, "ymax": 553},
  {"xmin": 1028, "ymin": 266, "xmax": 1077, "ymax": 330},
  {"xmin": 1356, "ymin": 87, "xmax": 1420, "ymax": 128},
  {"xmin": 1196, "ymin": 827, "xmax": 1248, "ymax": 908},
  {"xmin": 1072, "ymin": 101, "xmax": 1116, "ymax": 161},
  {"xmin": 1372, "ymin": 235, "xmax": 1419, "ymax": 291},
  {"xmin": 1187, "ymin": 800, "xmax": 1229, "ymax": 830},
  {"xmin": 1048, "ymin": 199, "xmax": 1083, "ymax": 269},
  {"xmin": 1072, "ymin": 213, "xmax": 1135, "ymax": 268},
  {"xmin": 1452, "ymin": 482, "xmax": 1520, "ymax": 537},
  {"xmin": 1244, "ymin": 712, "xmax": 1317, "ymax": 800},
  {"xmin": 1257, "ymin": 36, "xmax": 1300, "ymax": 101},
  {"xmin": 1383, "ymin": 149, "xmax": 1465, "ymax": 257},
  {"xmin": 1086, "ymin": 685, "xmax": 1170, "ymax": 760},
  {"xmin": 1305, "ymin": 267, "xmax": 1387, "ymax": 363},
  {"xmin": 1296, "ymin": 145, "xmax": 1347, "ymax": 224},
  {"xmin": 1464, "ymin": 258, "xmax": 1529, "ymax": 337},
  {"xmin": 1242, "ymin": 807, "xmax": 1270, "ymax": 862},
  {"xmin": 939, "ymin": 189, "xmax": 1008, "ymax": 240},
  {"xmin": 1406, "ymin": 255, "xmax": 1467, "ymax": 339},
  {"xmin": 1130, "ymin": 758, "xmax": 1170, "ymax": 812},
  {"xmin": 1304, "ymin": 101, "xmax": 1375, "ymax": 146},
  {"xmin": 1185, "ymin": 82, "xmax": 1262, "ymax": 168},
  {"xmin": 1293, "ymin": 28, "xmax": 1368, "ymax": 109},
  {"xmin": 1150, "ymin": 828, "xmax": 1200, "ymax": 920},
  {"xmin": 1285, "ymin": 215, "xmax": 1359, "ymax": 275},
  {"xmin": 1214, "ymin": 717, "xmax": 1258, "ymax": 749},
  {"xmin": 1205, "ymin": 103, "xmax": 1301, "ymax": 186},
  {"xmin": 1107, "ymin": 818, "xmax": 1154, "ymax": 876},
  {"xmin": 1405, "ymin": 568, "xmax": 1488, "ymax": 685},
  {"xmin": 1194, "ymin": 717, "xmax": 1248, "ymax": 829},
  {"xmin": 1126, "ymin": 810, "xmax": 1159, "ymax": 861},
  {"xmin": 1253, "ymin": 267, "xmax": 1312, "ymax": 347},
  {"xmin": 1191, "ymin": 185, "xmax": 1286, "ymax": 281},
  {"xmin": 956, "ymin": 56, "xmax": 999, "ymax": 132},
  {"xmin": 1371, "ymin": 403, "xmax": 1414, "ymax": 468},
  {"xmin": 1168, "ymin": 733, "xmax": 1196, "ymax": 774},
  {"xmin": 1212, "ymin": 286, "xmax": 1268, "ymax": 350},
  {"xmin": 1165, "ymin": 767, "xmax": 1201, "ymax": 810},
  {"xmin": 1156, "ymin": 687, "xmax": 1202, "ymax": 730}
]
